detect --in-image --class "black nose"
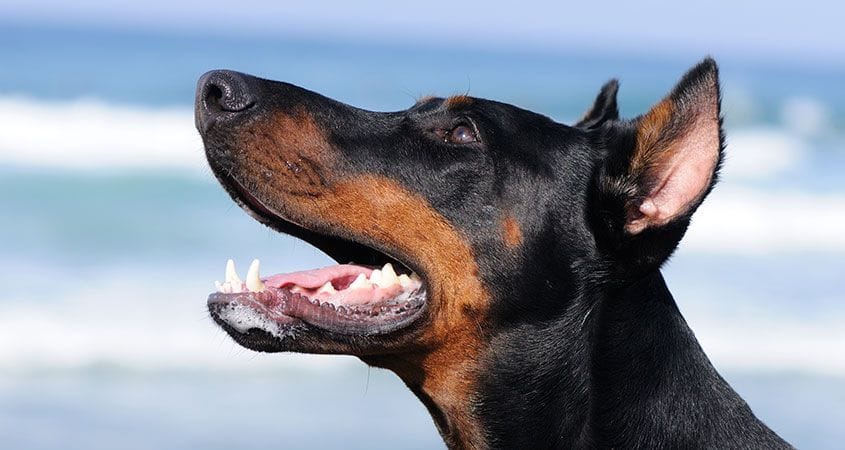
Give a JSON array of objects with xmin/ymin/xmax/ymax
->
[{"xmin": 195, "ymin": 70, "xmax": 258, "ymax": 132}]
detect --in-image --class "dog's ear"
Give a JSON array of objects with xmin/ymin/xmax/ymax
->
[
  {"xmin": 576, "ymin": 79, "xmax": 619, "ymax": 129},
  {"xmin": 590, "ymin": 58, "xmax": 723, "ymax": 274}
]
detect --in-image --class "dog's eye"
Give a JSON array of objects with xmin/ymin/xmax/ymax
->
[{"xmin": 445, "ymin": 124, "xmax": 478, "ymax": 144}]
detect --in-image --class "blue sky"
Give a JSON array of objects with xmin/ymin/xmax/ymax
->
[{"xmin": 2, "ymin": 0, "xmax": 844, "ymax": 64}]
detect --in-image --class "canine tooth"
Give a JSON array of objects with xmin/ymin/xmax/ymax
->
[
  {"xmin": 225, "ymin": 259, "xmax": 242, "ymax": 285},
  {"xmin": 398, "ymin": 274, "xmax": 411, "ymax": 288},
  {"xmin": 349, "ymin": 273, "xmax": 369, "ymax": 289},
  {"xmin": 317, "ymin": 281, "xmax": 336, "ymax": 294},
  {"xmin": 369, "ymin": 269, "xmax": 382, "ymax": 285},
  {"xmin": 246, "ymin": 259, "xmax": 266, "ymax": 292},
  {"xmin": 380, "ymin": 263, "xmax": 398, "ymax": 286}
]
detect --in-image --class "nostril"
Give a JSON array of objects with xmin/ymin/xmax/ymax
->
[
  {"xmin": 201, "ymin": 71, "xmax": 256, "ymax": 115},
  {"xmin": 204, "ymin": 83, "xmax": 226, "ymax": 113},
  {"xmin": 196, "ymin": 70, "xmax": 258, "ymax": 131}
]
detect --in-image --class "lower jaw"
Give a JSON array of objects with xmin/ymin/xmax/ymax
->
[{"xmin": 208, "ymin": 286, "xmax": 427, "ymax": 337}]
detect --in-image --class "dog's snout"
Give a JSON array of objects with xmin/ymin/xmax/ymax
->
[{"xmin": 195, "ymin": 70, "xmax": 258, "ymax": 132}]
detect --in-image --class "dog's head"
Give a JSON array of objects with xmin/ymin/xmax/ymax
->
[{"xmin": 195, "ymin": 58, "xmax": 722, "ymax": 442}]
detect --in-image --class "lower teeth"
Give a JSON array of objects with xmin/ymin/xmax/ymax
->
[{"xmin": 214, "ymin": 261, "xmax": 421, "ymax": 300}]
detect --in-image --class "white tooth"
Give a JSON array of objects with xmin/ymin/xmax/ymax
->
[
  {"xmin": 410, "ymin": 273, "xmax": 421, "ymax": 284},
  {"xmin": 230, "ymin": 282, "xmax": 243, "ymax": 293},
  {"xmin": 225, "ymin": 259, "xmax": 242, "ymax": 285},
  {"xmin": 349, "ymin": 273, "xmax": 369, "ymax": 289},
  {"xmin": 291, "ymin": 286, "xmax": 305, "ymax": 294},
  {"xmin": 398, "ymin": 274, "xmax": 411, "ymax": 288},
  {"xmin": 316, "ymin": 281, "xmax": 337, "ymax": 294},
  {"xmin": 380, "ymin": 263, "xmax": 398, "ymax": 286},
  {"xmin": 246, "ymin": 259, "xmax": 266, "ymax": 292},
  {"xmin": 215, "ymin": 281, "xmax": 224, "ymax": 292},
  {"xmin": 369, "ymin": 269, "xmax": 382, "ymax": 285}
]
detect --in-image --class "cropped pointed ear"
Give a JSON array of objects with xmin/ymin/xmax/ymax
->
[
  {"xmin": 576, "ymin": 79, "xmax": 619, "ymax": 129},
  {"xmin": 590, "ymin": 58, "xmax": 723, "ymax": 272}
]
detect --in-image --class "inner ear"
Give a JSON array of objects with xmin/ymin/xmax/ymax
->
[
  {"xmin": 620, "ymin": 58, "xmax": 723, "ymax": 234},
  {"xmin": 576, "ymin": 79, "xmax": 619, "ymax": 129}
]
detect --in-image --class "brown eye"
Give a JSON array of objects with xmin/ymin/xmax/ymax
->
[{"xmin": 446, "ymin": 124, "xmax": 478, "ymax": 144}]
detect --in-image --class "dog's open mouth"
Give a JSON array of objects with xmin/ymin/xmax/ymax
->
[
  {"xmin": 205, "ymin": 164, "xmax": 429, "ymax": 341},
  {"xmin": 208, "ymin": 259, "xmax": 426, "ymax": 337}
]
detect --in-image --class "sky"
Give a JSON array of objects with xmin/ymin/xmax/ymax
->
[{"xmin": 2, "ymin": 0, "xmax": 844, "ymax": 65}]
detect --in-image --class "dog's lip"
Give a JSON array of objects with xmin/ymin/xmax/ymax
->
[{"xmin": 207, "ymin": 284, "xmax": 428, "ymax": 337}]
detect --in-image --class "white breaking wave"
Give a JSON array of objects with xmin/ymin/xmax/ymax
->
[
  {"xmin": 723, "ymin": 128, "xmax": 807, "ymax": 181},
  {"xmin": 696, "ymin": 316, "xmax": 845, "ymax": 376},
  {"xmin": 780, "ymin": 96, "xmax": 831, "ymax": 137},
  {"xmin": 0, "ymin": 277, "xmax": 358, "ymax": 374},
  {"xmin": 677, "ymin": 289, "xmax": 845, "ymax": 377},
  {"xmin": 685, "ymin": 187, "xmax": 845, "ymax": 253},
  {"xmin": 0, "ymin": 96, "xmax": 204, "ymax": 170}
]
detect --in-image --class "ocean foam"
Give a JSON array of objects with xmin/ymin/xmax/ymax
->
[
  {"xmin": 696, "ymin": 317, "xmax": 845, "ymax": 376},
  {"xmin": 780, "ymin": 96, "xmax": 831, "ymax": 137},
  {"xmin": 0, "ymin": 96, "xmax": 204, "ymax": 170},
  {"xmin": 0, "ymin": 279, "xmax": 350, "ymax": 374},
  {"xmin": 684, "ymin": 187, "xmax": 845, "ymax": 253},
  {"xmin": 679, "ymin": 290, "xmax": 845, "ymax": 376},
  {"xmin": 723, "ymin": 128, "xmax": 806, "ymax": 181}
]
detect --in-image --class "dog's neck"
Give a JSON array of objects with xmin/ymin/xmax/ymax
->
[
  {"xmin": 400, "ymin": 271, "xmax": 787, "ymax": 449},
  {"xmin": 469, "ymin": 271, "xmax": 788, "ymax": 449}
]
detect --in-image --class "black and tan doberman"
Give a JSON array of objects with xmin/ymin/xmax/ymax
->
[{"xmin": 195, "ymin": 58, "xmax": 790, "ymax": 449}]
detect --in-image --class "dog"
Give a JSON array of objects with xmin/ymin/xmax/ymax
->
[{"xmin": 195, "ymin": 58, "xmax": 791, "ymax": 449}]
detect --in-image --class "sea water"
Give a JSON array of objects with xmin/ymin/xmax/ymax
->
[{"xmin": 1, "ymin": 24, "xmax": 844, "ymax": 449}]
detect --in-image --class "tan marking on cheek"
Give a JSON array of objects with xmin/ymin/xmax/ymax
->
[
  {"xmin": 239, "ymin": 111, "xmax": 335, "ymax": 196},
  {"xmin": 300, "ymin": 176, "xmax": 485, "ymax": 321},
  {"xmin": 292, "ymin": 175, "xmax": 489, "ymax": 448},
  {"xmin": 501, "ymin": 215, "xmax": 523, "ymax": 249}
]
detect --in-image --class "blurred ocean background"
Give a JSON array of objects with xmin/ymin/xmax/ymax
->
[{"xmin": 1, "ymin": 2, "xmax": 844, "ymax": 448}]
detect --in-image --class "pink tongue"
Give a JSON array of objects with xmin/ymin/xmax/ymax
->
[{"xmin": 263, "ymin": 264, "xmax": 373, "ymax": 289}]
